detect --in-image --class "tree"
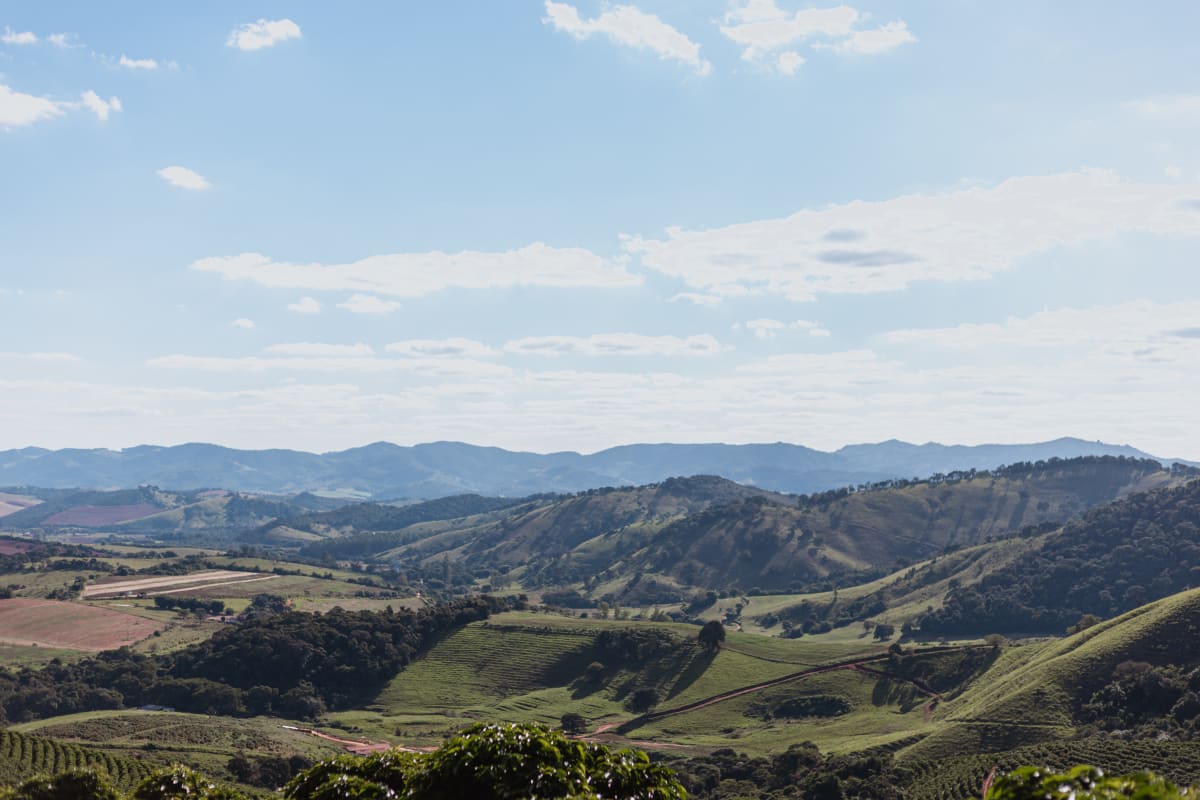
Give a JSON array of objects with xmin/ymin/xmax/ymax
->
[
  {"xmin": 284, "ymin": 722, "xmax": 686, "ymax": 800},
  {"xmin": 132, "ymin": 766, "xmax": 247, "ymax": 800},
  {"xmin": 627, "ymin": 687, "xmax": 659, "ymax": 713},
  {"xmin": 560, "ymin": 712, "xmax": 588, "ymax": 735},
  {"xmin": 987, "ymin": 766, "xmax": 1188, "ymax": 800},
  {"xmin": 3, "ymin": 769, "xmax": 121, "ymax": 800},
  {"xmin": 698, "ymin": 619, "xmax": 726, "ymax": 651},
  {"xmin": 872, "ymin": 623, "xmax": 896, "ymax": 641}
]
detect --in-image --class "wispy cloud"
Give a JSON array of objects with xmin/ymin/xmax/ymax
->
[
  {"xmin": 544, "ymin": 1, "xmax": 711, "ymax": 76},
  {"xmin": 0, "ymin": 84, "xmax": 64, "ymax": 128},
  {"xmin": 265, "ymin": 342, "xmax": 374, "ymax": 358},
  {"xmin": 286, "ymin": 296, "xmax": 321, "ymax": 314},
  {"xmin": 1, "ymin": 27, "xmax": 37, "ymax": 45},
  {"xmin": 1129, "ymin": 94, "xmax": 1200, "ymax": 125},
  {"xmin": 0, "ymin": 351, "xmax": 79, "ymax": 362},
  {"xmin": 47, "ymin": 33, "xmax": 80, "ymax": 48},
  {"xmin": 669, "ymin": 292, "xmax": 723, "ymax": 306},
  {"xmin": 503, "ymin": 333, "xmax": 726, "ymax": 357},
  {"xmin": 227, "ymin": 18, "xmax": 302, "ymax": 51},
  {"xmin": 337, "ymin": 294, "xmax": 401, "ymax": 314},
  {"xmin": 191, "ymin": 243, "xmax": 641, "ymax": 297},
  {"xmin": 231, "ymin": 318, "xmax": 256, "ymax": 329},
  {"xmin": 720, "ymin": 2, "xmax": 913, "ymax": 73},
  {"xmin": 157, "ymin": 166, "xmax": 212, "ymax": 190},
  {"xmin": 627, "ymin": 170, "xmax": 1200, "ymax": 300},
  {"xmin": 386, "ymin": 338, "xmax": 499, "ymax": 359},
  {"xmin": 80, "ymin": 90, "xmax": 121, "ymax": 121},
  {"xmin": 119, "ymin": 54, "xmax": 158, "ymax": 70},
  {"xmin": 740, "ymin": 318, "xmax": 830, "ymax": 339}
]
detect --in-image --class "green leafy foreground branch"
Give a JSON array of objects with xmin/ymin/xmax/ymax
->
[
  {"xmin": 4, "ymin": 725, "xmax": 1195, "ymax": 800},
  {"xmin": 0, "ymin": 723, "xmax": 686, "ymax": 800}
]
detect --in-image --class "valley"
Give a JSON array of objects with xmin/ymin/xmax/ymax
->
[{"xmin": 1, "ymin": 453, "xmax": 1199, "ymax": 797}]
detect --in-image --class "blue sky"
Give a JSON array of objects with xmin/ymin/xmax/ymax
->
[{"xmin": 2, "ymin": 1, "xmax": 1199, "ymax": 456}]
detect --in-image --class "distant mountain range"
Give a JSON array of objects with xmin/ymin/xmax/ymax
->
[{"xmin": 0, "ymin": 437, "xmax": 1188, "ymax": 499}]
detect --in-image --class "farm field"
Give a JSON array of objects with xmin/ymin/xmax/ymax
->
[
  {"xmin": 0, "ymin": 598, "xmax": 165, "ymax": 650},
  {"xmin": 0, "ymin": 494, "xmax": 40, "ymax": 519},
  {"xmin": 0, "ymin": 642, "xmax": 88, "ymax": 668},
  {"xmin": 0, "ymin": 728, "xmax": 154, "ymax": 788},
  {"xmin": 81, "ymin": 569, "xmax": 279, "ymax": 598},
  {"xmin": 11, "ymin": 710, "xmax": 344, "ymax": 778}
]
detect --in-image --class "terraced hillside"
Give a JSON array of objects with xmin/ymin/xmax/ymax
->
[
  {"xmin": 0, "ymin": 727, "xmax": 154, "ymax": 787},
  {"xmin": 11, "ymin": 711, "xmax": 342, "ymax": 780}
]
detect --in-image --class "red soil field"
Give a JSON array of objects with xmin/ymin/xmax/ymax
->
[
  {"xmin": 43, "ymin": 503, "xmax": 163, "ymax": 526},
  {"xmin": 0, "ymin": 539, "xmax": 35, "ymax": 555},
  {"xmin": 0, "ymin": 598, "xmax": 166, "ymax": 651}
]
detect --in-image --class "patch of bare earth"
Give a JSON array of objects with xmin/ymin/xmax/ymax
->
[
  {"xmin": 0, "ymin": 493, "xmax": 41, "ymax": 519},
  {"xmin": 43, "ymin": 503, "xmax": 163, "ymax": 526},
  {"xmin": 0, "ymin": 598, "xmax": 166, "ymax": 651},
  {"xmin": 82, "ymin": 570, "xmax": 276, "ymax": 598}
]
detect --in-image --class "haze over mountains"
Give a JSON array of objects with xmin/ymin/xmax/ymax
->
[{"xmin": 0, "ymin": 437, "xmax": 1182, "ymax": 499}]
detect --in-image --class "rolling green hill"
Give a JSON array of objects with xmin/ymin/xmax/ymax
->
[
  {"xmin": 918, "ymin": 475, "xmax": 1200, "ymax": 636},
  {"xmin": 338, "ymin": 457, "xmax": 1182, "ymax": 600},
  {"xmin": 907, "ymin": 586, "xmax": 1200, "ymax": 762}
]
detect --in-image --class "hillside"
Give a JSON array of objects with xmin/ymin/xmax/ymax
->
[
  {"xmin": 918, "ymin": 474, "xmax": 1200, "ymax": 636},
  {"xmin": 907, "ymin": 586, "xmax": 1200, "ymax": 762},
  {"xmin": 0, "ymin": 437, "xmax": 1177, "ymax": 499},
  {"xmin": 362, "ymin": 457, "xmax": 1183, "ymax": 599},
  {"xmin": 0, "ymin": 486, "xmax": 349, "ymax": 534}
]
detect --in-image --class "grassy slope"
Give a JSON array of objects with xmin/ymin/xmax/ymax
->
[
  {"xmin": 335, "ymin": 612, "xmax": 967, "ymax": 757},
  {"xmin": 698, "ymin": 535, "xmax": 1042, "ymax": 635},
  {"xmin": 902, "ymin": 587, "xmax": 1200, "ymax": 762}
]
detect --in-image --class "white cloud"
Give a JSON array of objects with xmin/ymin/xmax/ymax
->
[
  {"xmin": 337, "ymin": 294, "xmax": 401, "ymax": 314},
  {"xmin": 1, "ymin": 27, "xmax": 37, "ymax": 45},
  {"xmin": 265, "ymin": 342, "xmax": 374, "ymax": 357},
  {"xmin": 386, "ymin": 338, "xmax": 498, "ymax": 359},
  {"xmin": 119, "ymin": 54, "xmax": 158, "ymax": 70},
  {"xmin": 1166, "ymin": 165, "xmax": 1184, "ymax": 179},
  {"xmin": 1129, "ymin": 94, "xmax": 1200, "ymax": 125},
  {"xmin": 0, "ymin": 351, "xmax": 79, "ymax": 362},
  {"xmin": 191, "ymin": 243, "xmax": 641, "ymax": 297},
  {"xmin": 815, "ymin": 20, "xmax": 914, "ymax": 55},
  {"xmin": 885, "ymin": 300, "xmax": 1200, "ymax": 363},
  {"xmin": 503, "ymin": 332, "xmax": 726, "ymax": 357},
  {"xmin": 720, "ymin": 2, "xmax": 913, "ymax": 72},
  {"xmin": 777, "ymin": 51, "xmax": 805, "ymax": 75},
  {"xmin": 145, "ymin": 353, "xmax": 511, "ymax": 378},
  {"xmin": 287, "ymin": 296, "xmax": 321, "ymax": 314},
  {"xmin": 544, "ymin": 2, "xmax": 711, "ymax": 76},
  {"xmin": 742, "ymin": 318, "xmax": 829, "ymax": 339},
  {"xmin": 47, "ymin": 33, "xmax": 79, "ymax": 48},
  {"xmin": 80, "ymin": 90, "xmax": 121, "ymax": 121},
  {"xmin": 668, "ymin": 292, "xmax": 723, "ymax": 306},
  {"xmin": 227, "ymin": 18, "xmax": 302, "ymax": 51},
  {"xmin": 231, "ymin": 318, "xmax": 256, "ymax": 329},
  {"xmin": 0, "ymin": 84, "xmax": 64, "ymax": 128},
  {"xmin": 626, "ymin": 170, "xmax": 1200, "ymax": 301},
  {"xmin": 157, "ymin": 166, "xmax": 212, "ymax": 190}
]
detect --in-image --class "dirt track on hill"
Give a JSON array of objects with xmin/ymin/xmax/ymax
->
[{"xmin": 592, "ymin": 645, "xmax": 969, "ymax": 745}]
